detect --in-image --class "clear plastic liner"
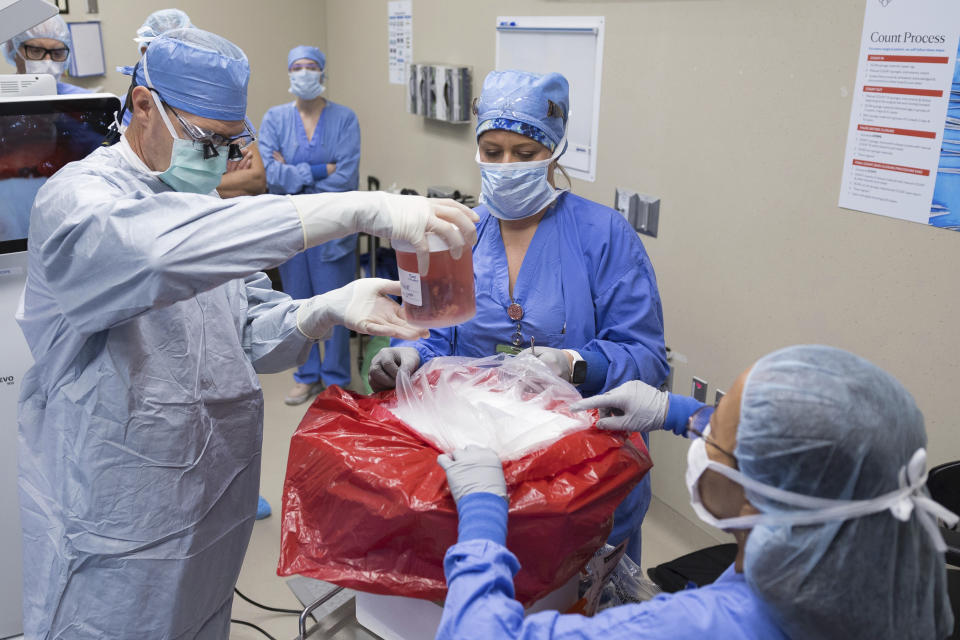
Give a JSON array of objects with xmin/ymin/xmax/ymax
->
[{"xmin": 390, "ymin": 354, "xmax": 592, "ymax": 461}]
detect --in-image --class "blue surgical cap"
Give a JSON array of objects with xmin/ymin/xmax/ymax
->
[
  {"xmin": 737, "ymin": 345, "xmax": 953, "ymax": 640},
  {"xmin": 135, "ymin": 8, "xmax": 193, "ymax": 44},
  {"xmin": 135, "ymin": 28, "xmax": 249, "ymax": 121},
  {"xmin": 287, "ymin": 46, "xmax": 324, "ymax": 70},
  {"xmin": 475, "ymin": 70, "xmax": 568, "ymax": 149},
  {"xmin": 3, "ymin": 14, "xmax": 72, "ymax": 66}
]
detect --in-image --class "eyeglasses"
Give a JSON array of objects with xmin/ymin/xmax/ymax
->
[
  {"xmin": 289, "ymin": 63, "xmax": 322, "ymax": 72},
  {"xmin": 686, "ymin": 406, "xmax": 738, "ymax": 463},
  {"xmin": 166, "ymin": 103, "xmax": 256, "ymax": 161},
  {"xmin": 22, "ymin": 44, "xmax": 70, "ymax": 62}
]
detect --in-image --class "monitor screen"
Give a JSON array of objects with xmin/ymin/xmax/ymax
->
[{"xmin": 0, "ymin": 95, "xmax": 119, "ymax": 254}]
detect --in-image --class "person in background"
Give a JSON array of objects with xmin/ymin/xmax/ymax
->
[
  {"xmin": 16, "ymin": 27, "xmax": 477, "ymax": 639},
  {"xmin": 260, "ymin": 45, "xmax": 361, "ymax": 405},
  {"xmin": 2, "ymin": 14, "xmax": 89, "ymax": 95},
  {"xmin": 119, "ymin": 8, "xmax": 267, "ymax": 198},
  {"xmin": 370, "ymin": 70, "xmax": 668, "ymax": 564},
  {"xmin": 436, "ymin": 345, "xmax": 956, "ymax": 639}
]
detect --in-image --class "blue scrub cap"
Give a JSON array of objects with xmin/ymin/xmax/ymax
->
[
  {"xmin": 3, "ymin": 14, "xmax": 72, "ymax": 66},
  {"xmin": 475, "ymin": 70, "xmax": 568, "ymax": 149},
  {"xmin": 135, "ymin": 8, "xmax": 193, "ymax": 44},
  {"xmin": 135, "ymin": 28, "xmax": 249, "ymax": 121},
  {"xmin": 737, "ymin": 345, "xmax": 953, "ymax": 640},
  {"xmin": 287, "ymin": 45, "xmax": 325, "ymax": 70}
]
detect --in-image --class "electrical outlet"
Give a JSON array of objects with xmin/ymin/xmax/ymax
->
[
  {"xmin": 692, "ymin": 377, "xmax": 708, "ymax": 403},
  {"xmin": 614, "ymin": 188, "xmax": 660, "ymax": 237}
]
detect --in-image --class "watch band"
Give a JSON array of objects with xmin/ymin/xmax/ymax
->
[{"xmin": 564, "ymin": 349, "xmax": 587, "ymax": 385}]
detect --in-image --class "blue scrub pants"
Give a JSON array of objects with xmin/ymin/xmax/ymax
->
[{"xmin": 278, "ymin": 246, "xmax": 356, "ymax": 387}]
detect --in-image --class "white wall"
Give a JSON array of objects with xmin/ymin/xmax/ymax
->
[{"xmin": 322, "ymin": 0, "xmax": 960, "ymax": 538}]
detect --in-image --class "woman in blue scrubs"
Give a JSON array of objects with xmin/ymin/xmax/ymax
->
[
  {"xmin": 370, "ymin": 70, "xmax": 669, "ymax": 563},
  {"xmin": 435, "ymin": 346, "xmax": 955, "ymax": 639},
  {"xmin": 260, "ymin": 45, "xmax": 361, "ymax": 405}
]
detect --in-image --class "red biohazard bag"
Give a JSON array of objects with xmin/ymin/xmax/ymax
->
[{"xmin": 278, "ymin": 360, "xmax": 652, "ymax": 605}]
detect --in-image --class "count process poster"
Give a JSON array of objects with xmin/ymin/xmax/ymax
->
[{"xmin": 838, "ymin": 0, "xmax": 960, "ymax": 231}]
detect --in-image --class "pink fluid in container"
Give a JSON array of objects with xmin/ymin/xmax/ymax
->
[{"xmin": 393, "ymin": 235, "xmax": 476, "ymax": 328}]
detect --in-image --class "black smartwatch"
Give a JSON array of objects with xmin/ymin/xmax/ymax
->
[{"xmin": 567, "ymin": 350, "xmax": 587, "ymax": 385}]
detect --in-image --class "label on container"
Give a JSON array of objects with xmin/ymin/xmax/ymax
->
[{"xmin": 398, "ymin": 267, "xmax": 423, "ymax": 306}]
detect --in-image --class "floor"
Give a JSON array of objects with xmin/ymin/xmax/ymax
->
[{"xmin": 229, "ymin": 350, "xmax": 718, "ymax": 639}]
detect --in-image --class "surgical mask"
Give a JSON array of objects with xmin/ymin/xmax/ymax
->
[
  {"xmin": 685, "ymin": 426, "xmax": 958, "ymax": 552},
  {"xmin": 289, "ymin": 69, "xmax": 325, "ymax": 100},
  {"xmin": 476, "ymin": 139, "xmax": 567, "ymax": 220},
  {"xmin": 151, "ymin": 91, "xmax": 228, "ymax": 194},
  {"xmin": 24, "ymin": 58, "xmax": 65, "ymax": 79}
]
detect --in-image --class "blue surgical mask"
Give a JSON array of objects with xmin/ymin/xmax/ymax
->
[
  {"xmin": 289, "ymin": 69, "xmax": 325, "ymax": 100},
  {"xmin": 152, "ymin": 91, "xmax": 228, "ymax": 194},
  {"xmin": 476, "ymin": 139, "xmax": 567, "ymax": 220}
]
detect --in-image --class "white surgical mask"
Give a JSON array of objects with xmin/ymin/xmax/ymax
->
[
  {"xmin": 289, "ymin": 69, "xmax": 325, "ymax": 100},
  {"xmin": 24, "ymin": 58, "xmax": 65, "ymax": 79},
  {"xmin": 476, "ymin": 139, "xmax": 567, "ymax": 220},
  {"xmin": 685, "ymin": 426, "xmax": 957, "ymax": 551}
]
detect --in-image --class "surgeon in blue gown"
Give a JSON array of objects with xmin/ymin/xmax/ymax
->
[
  {"xmin": 371, "ymin": 70, "xmax": 668, "ymax": 563},
  {"xmin": 3, "ymin": 15, "xmax": 91, "ymax": 95},
  {"xmin": 435, "ymin": 345, "xmax": 956, "ymax": 640},
  {"xmin": 14, "ymin": 28, "xmax": 477, "ymax": 639},
  {"xmin": 260, "ymin": 45, "xmax": 361, "ymax": 405}
]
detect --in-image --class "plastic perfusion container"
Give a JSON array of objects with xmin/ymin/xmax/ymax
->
[{"xmin": 393, "ymin": 235, "xmax": 476, "ymax": 328}]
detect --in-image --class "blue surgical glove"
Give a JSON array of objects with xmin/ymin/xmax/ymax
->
[
  {"xmin": 437, "ymin": 446, "xmax": 507, "ymax": 504},
  {"xmin": 571, "ymin": 380, "xmax": 669, "ymax": 432}
]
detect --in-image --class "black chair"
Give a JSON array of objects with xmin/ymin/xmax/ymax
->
[
  {"xmin": 647, "ymin": 543, "xmax": 738, "ymax": 593},
  {"xmin": 928, "ymin": 460, "xmax": 960, "ymax": 639}
]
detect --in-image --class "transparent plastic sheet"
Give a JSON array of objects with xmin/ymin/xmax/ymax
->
[
  {"xmin": 391, "ymin": 354, "xmax": 593, "ymax": 461},
  {"xmin": 575, "ymin": 544, "xmax": 662, "ymax": 616},
  {"xmin": 278, "ymin": 358, "xmax": 652, "ymax": 605}
]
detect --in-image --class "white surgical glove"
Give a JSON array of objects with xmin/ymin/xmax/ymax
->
[
  {"xmin": 295, "ymin": 278, "xmax": 429, "ymax": 342},
  {"xmin": 289, "ymin": 191, "xmax": 478, "ymax": 273},
  {"xmin": 368, "ymin": 347, "xmax": 421, "ymax": 392},
  {"xmin": 437, "ymin": 446, "xmax": 507, "ymax": 505},
  {"xmin": 518, "ymin": 346, "xmax": 573, "ymax": 382},
  {"xmin": 570, "ymin": 380, "xmax": 669, "ymax": 433}
]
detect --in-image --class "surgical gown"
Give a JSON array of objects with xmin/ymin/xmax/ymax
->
[
  {"xmin": 394, "ymin": 192, "xmax": 669, "ymax": 556},
  {"xmin": 260, "ymin": 100, "xmax": 360, "ymax": 387},
  {"xmin": 17, "ymin": 139, "xmax": 311, "ymax": 639},
  {"xmin": 437, "ymin": 537, "xmax": 788, "ymax": 640}
]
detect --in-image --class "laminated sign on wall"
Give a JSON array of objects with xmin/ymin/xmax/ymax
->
[{"xmin": 838, "ymin": 0, "xmax": 960, "ymax": 231}]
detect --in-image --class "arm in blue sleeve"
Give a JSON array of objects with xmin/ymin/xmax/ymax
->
[
  {"xmin": 241, "ymin": 271, "xmax": 313, "ymax": 373},
  {"xmin": 439, "ymin": 545, "xmax": 765, "ymax": 640},
  {"xmin": 391, "ymin": 325, "xmax": 455, "ymax": 364},
  {"xmin": 259, "ymin": 108, "xmax": 312, "ymax": 194},
  {"xmin": 309, "ymin": 163, "xmax": 328, "ymax": 180},
  {"xmin": 31, "ymin": 170, "xmax": 303, "ymax": 337},
  {"xmin": 578, "ymin": 349, "xmax": 610, "ymax": 396},
  {"xmin": 580, "ymin": 257, "xmax": 668, "ymax": 395},
  {"xmin": 663, "ymin": 394, "xmax": 707, "ymax": 436},
  {"xmin": 313, "ymin": 110, "xmax": 360, "ymax": 192},
  {"xmin": 456, "ymin": 492, "xmax": 508, "ymax": 544}
]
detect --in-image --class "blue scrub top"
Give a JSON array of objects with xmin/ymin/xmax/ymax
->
[
  {"xmin": 394, "ymin": 191, "xmax": 669, "ymax": 396},
  {"xmin": 437, "ymin": 534, "xmax": 788, "ymax": 640},
  {"xmin": 259, "ymin": 99, "xmax": 360, "ymax": 262}
]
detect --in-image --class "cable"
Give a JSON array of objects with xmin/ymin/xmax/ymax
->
[
  {"xmin": 230, "ymin": 618, "xmax": 279, "ymax": 640},
  {"xmin": 234, "ymin": 587, "xmax": 302, "ymax": 615}
]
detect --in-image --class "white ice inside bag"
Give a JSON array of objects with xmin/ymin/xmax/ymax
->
[{"xmin": 389, "ymin": 354, "xmax": 593, "ymax": 461}]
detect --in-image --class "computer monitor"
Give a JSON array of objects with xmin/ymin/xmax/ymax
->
[{"xmin": 0, "ymin": 93, "xmax": 120, "ymax": 255}]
